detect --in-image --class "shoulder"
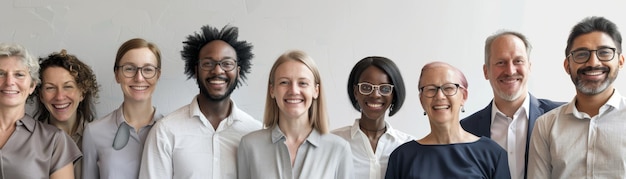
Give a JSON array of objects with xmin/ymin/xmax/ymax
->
[
  {"xmin": 240, "ymin": 129, "xmax": 270, "ymax": 146},
  {"xmin": 388, "ymin": 128, "xmax": 415, "ymax": 141},
  {"xmin": 87, "ymin": 110, "xmax": 117, "ymax": 128},
  {"xmin": 536, "ymin": 98, "xmax": 566, "ymax": 110},
  {"xmin": 460, "ymin": 103, "xmax": 490, "ymax": 124},
  {"xmin": 330, "ymin": 125, "xmax": 351, "ymax": 140},
  {"xmin": 159, "ymin": 104, "xmax": 193, "ymax": 123}
]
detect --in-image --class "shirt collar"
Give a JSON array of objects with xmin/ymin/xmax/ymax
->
[
  {"xmin": 114, "ymin": 104, "xmax": 163, "ymax": 128},
  {"xmin": 349, "ymin": 118, "xmax": 394, "ymax": 139},
  {"xmin": 490, "ymin": 93, "xmax": 530, "ymax": 122},
  {"xmin": 271, "ymin": 126, "xmax": 321, "ymax": 147},
  {"xmin": 190, "ymin": 95, "xmax": 240, "ymax": 128},
  {"xmin": 566, "ymin": 89, "xmax": 623, "ymax": 119},
  {"xmin": 17, "ymin": 114, "xmax": 37, "ymax": 133}
]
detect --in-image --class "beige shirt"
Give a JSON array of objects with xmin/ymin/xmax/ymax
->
[
  {"xmin": 43, "ymin": 117, "xmax": 85, "ymax": 179},
  {"xmin": 0, "ymin": 115, "xmax": 82, "ymax": 178}
]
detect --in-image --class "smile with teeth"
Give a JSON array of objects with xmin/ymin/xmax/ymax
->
[
  {"xmin": 285, "ymin": 99, "xmax": 303, "ymax": 104},
  {"xmin": 130, "ymin": 86, "xmax": 149, "ymax": 90},
  {"xmin": 583, "ymin": 70, "xmax": 605, "ymax": 76},
  {"xmin": 366, "ymin": 103, "xmax": 383, "ymax": 108},
  {"xmin": 53, "ymin": 103, "xmax": 71, "ymax": 109},
  {"xmin": 209, "ymin": 80, "xmax": 226, "ymax": 84},
  {"xmin": 432, "ymin": 105, "xmax": 450, "ymax": 110},
  {"xmin": 1, "ymin": 90, "xmax": 18, "ymax": 94}
]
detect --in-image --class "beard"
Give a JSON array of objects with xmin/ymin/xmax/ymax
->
[
  {"xmin": 197, "ymin": 75, "xmax": 238, "ymax": 102},
  {"xmin": 571, "ymin": 66, "xmax": 616, "ymax": 95},
  {"xmin": 495, "ymin": 88, "xmax": 524, "ymax": 102}
]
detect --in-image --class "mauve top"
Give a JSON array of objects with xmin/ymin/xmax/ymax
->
[{"xmin": 0, "ymin": 115, "xmax": 82, "ymax": 179}]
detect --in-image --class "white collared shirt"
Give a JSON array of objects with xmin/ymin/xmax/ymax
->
[
  {"xmin": 529, "ymin": 90, "xmax": 626, "ymax": 179},
  {"xmin": 139, "ymin": 96, "xmax": 262, "ymax": 179},
  {"xmin": 490, "ymin": 95, "xmax": 530, "ymax": 179},
  {"xmin": 332, "ymin": 119, "xmax": 414, "ymax": 179}
]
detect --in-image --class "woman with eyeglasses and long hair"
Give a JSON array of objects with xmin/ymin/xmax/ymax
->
[
  {"xmin": 34, "ymin": 49, "xmax": 100, "ymax": 179},
  {"xmin": 385, "ymin": 61, "xmax": 510, "ymax": 179},
  {"xmin": 82, "ymin": 38, "xmax": 163, "ymax": 179},
  {"xmin": 237, "ymin": 50, "xmax": 353, "ymax": 179},
  {"xmin": 332, "ymin": 56, "xmax": 413, "ymax": 179}
]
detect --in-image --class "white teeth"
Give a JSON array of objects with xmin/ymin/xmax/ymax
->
[
  {"xmin": 433, "ymin": 105, "xmax": 449, "ymax": 110},
  {"xmin": 286, "ymin": 99, "xmax": 302, "ymax": 104},
  {"xmin": 53, "ymin": 103, "xmax": 70, "ymax": 109},
  {"xmin": 584, "ymin": 71, "xmax": 604, "ymax": 76},
  {"xmin": 367, "ymin": 103, "xmax": 383, "ymax": 108},
  {"xmin": 209, "ymin": 80, "xmax": 226, "ymax": 84},
  {"xmin": 1, "ymin": 90, "xmax": 18, "ymax": 94},
  {"xmin": 131, "ymin": 86, "xmax": 148, "ymax": 90}
]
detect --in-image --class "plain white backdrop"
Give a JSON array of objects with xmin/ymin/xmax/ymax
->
[{"xmin": 2, "ymin": 0, "xmax": 626, "ymax": 138}]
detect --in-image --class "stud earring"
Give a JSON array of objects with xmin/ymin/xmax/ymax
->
[
  {"xmin": 423, "ymin": 111, "xmax": 427, "ymax": 116},
  {"xmin": 461, "ymin": 106, "xmax": 465, "ymax": 113}
]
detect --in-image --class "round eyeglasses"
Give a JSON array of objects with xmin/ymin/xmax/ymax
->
[
  {"xmin": 115, "ymin": 64, "xmax": 159, "ymax": 79},
  {"xmin": 357, "ymin": 82, "xmax": 394, "ymax": 96},
  {"xmin": 199, "ymin": 59, "xmax": 237, "ymax": 71},
  {"xmin": 419, "ymin": 83, "xmax": 463, "ymax": 98},
  {"xmin": 568, "ymin": 47, "xmax": 617, "ymax": 64}
]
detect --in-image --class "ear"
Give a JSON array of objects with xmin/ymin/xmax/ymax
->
[
  {"xmin": 353, "ymin": 84, "xmax": 359, "ymax": 98},
  {"xmin": 483, "ymin": 64, "xmax": 489, "ymax": 80},
  {"xmin": 115, "ymin": 71, "xmax": 122, "ymax": 84},
  {"xmin": 269, "ymin": 83, "xmax": 275, "ymax": 99},
  {"xmin": 313, "ymin": 84, "xmax": 320, "ymax": 99},
  {"xmin": 618, "ymin": 53, "xmax": 624, "ymax": 70},
  {"xmin": 563, "ymin": 57, "xmax": 571, "ymax": 75}
]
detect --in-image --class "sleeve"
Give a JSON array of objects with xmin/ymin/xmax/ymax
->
[
  {"xmin": 139, "ymin": 122, "xmax": 173, "ymax": 179},
  {"xmin": 384, "ymin": 148, "xmax": 401, "ymax": 179},
  {"xmin": 492, "ymin": 148, "xmax": 511, "ymax": 179},
  {"xmin": 527, "ymin": 115, "xmax": 552, "ymax": 179},
  {"xmin": 50, "ymin": 130, "xmax": 82, "ymax": 175},
  {"xmin": 335, "ymin": 141, "xmax": 354, "ymax": 179},
  {"xmin": 81, "ymin": 124, "xmax": 100, "ymax": 179},
  {"xmin": 236, "ymin": 136, "xmax": 250, "ymax": 179}
]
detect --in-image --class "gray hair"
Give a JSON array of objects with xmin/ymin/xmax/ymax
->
[
  {"xmin": 484, "ymin": 30, "xmax": 532, "ymax": 66},
  {"xmin": 0, "ymin": 43, "xmax": 40, "ymax": 86}
]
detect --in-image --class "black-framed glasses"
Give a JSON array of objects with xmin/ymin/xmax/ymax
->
[
  {"xmin": 199, "ymin": 59, "xmax": 237, "ymax": 71},
  {"xmin": 568, "ymin": 47, "xmax": 617, "ymax": 64},
  {"xmin": 357, "ymin": 82, "xmax": 394, "ymax": 96},
  {"xmin": 115, "ymin": 64, "xmax": 159, "ymax": 79},
  {"xmin": 419, "ymin": 83, "xmax": 463, "ymax": 98}
]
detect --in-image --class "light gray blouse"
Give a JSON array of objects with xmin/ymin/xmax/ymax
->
[
  {"xmin": 237, "ymin": 126, "xmax": 354, "ymax": 179},
  {"xmin": 82, "ymin": 105, "xmax": 162, "ymax": 179},
  {"xmin": 0, "ymin": 115, "xmax": 81, "ymax": 178}
]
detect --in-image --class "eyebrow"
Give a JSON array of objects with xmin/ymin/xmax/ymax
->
[
  {"xmin": 199, "ymin": 57, "xmax": 236, "ymax": 61},
  {"xmin": 571, "ymin": 45, "xmax": 615, "ymax": 52}
]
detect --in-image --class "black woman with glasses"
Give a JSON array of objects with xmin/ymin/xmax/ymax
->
[
  {"xmin": 82, "ymin": 38, "xmax": 164, "ymax": 179},
  {"xmin": 34, "ymin": 49, "xmax": 100, "ymax": 179},
  {"xmin": 332, "ymin": 56, "xmax": 413, "ymax": 179},
  {"xmin": 385, "ymin": 61, "xmax": 510, "ymax": 179}
]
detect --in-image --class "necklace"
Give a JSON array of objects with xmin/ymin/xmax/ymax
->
[{"xmin": 360, "ymin": 126, "xmax": 387, "ymax": 133}]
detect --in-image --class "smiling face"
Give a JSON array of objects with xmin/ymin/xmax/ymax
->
[
  {"xmin": 196, "ymin": 40, "xmax": 239, "ymax": 102},
  {"xmin": 0, "ymin": 56, "xmax": 35, "ymax": 109},
  {"xmin": 564, "ymin": 31, "xmax": 624, "ymax": 95},
  {"xmin": 419, "ymin": 66, "xmax": 467, "ymax": 124},
  {"xmin": 270, "ymin": 60, "xmax": 319, "ymax": 120},
  {"xmin": 116, "ymin": 47, "xmax": 160, "ymax": 102},
  {"xmin": 484, "ymin": 34, "xmax": 530, "ymax": 102},
  {"xmin": 355, "ymin": 66, "xmax": 393, "ymax": 121},
  {"xmin": 40, "ymin": 66, "xmax": 83, "ymax": 122}
]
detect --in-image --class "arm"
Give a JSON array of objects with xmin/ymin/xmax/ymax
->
[
  {"xmin": 81, "ymin": 124, "xmax": 99, "ymax": 179},
  {"xmin": 236, "ymin": 137, "xmax": 250, "ymax": 179},
  {"xmin": 527, "ymin": 115, "xmax": 552, "ymax": 179},
  {"xmin": 139, "ymin": 123, "xmax": 173, "ymax": 179},
  {"xmin": 51, "ymin": 163, "xmax": 74, "ymax": 179},
  {"xmin": 384, "ymin": 149, "xmax": 400, "ymax": 179},
  {"xmin": 335, "ymin": 141, "xmax": 354, "ymax": 179},
  {"xmin": 492, "ymin": 149, "xmax": 511, "ymax": 179}
]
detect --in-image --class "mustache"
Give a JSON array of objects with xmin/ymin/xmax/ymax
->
[
  {"xmin": 577, "ymin": 66, "xmax": 609, "ymax": 74},
  {"xmin": 497, "ymin": 74, "xmax": 523, "ymax": 79},
  {"xmin": 207, "ymin": 76, "xmax": 229, "ymax": 82}
]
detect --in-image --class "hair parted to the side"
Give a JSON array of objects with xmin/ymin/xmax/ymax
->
[
  {"xmin": 114, "ymin": 38, "xmax": 162, "ymax": 70},
  {"xmin": 34, "ymin": 50, "xmax": 99, "ymax": 123},
  {"xmin": 484, "ymin": 30, "xmax": 532, "ymax": 66},
  {"xmin": 0, "ymin": 43, "xmax": 40, "ymax": 88},
  {"xmin": 565, "ymin": 16, "xmax": 622, "ymax": 56},
  {"xmin": 263, "ymin": 50, "xmax": 329, "ymax": 134},
  {"xmin": 347, "ymin": 56, "xmax": 406, "ymax": 116},
  {"xmin": 181, "ymin": 24, "xmax": 253, "ymax": 87}
]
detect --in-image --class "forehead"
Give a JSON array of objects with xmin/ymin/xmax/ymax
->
[
  {"xmin": 120, "ymin": 47, "xmax": 158, "ymax": 64},
  {"xmin": 420, "ymin": 66, "xmax": 458, "ymax": 85},
  {"xmin": 0, "ymin": 56, "xmax": 28, "ymax": 70},
  {"xmin": 359, "ymin": 66, "xmax": 389, "ymax": 82},
  {"xmin": 274, "ymin": 60, "xmax": 314, "ymax": 79},
  {"xmin": 570, "ymin": 31, "xmax": 616, "ymax": 50},
  {"xmin": 199, "ymin": 40, "xmax": 237, "ymax": 60},
  {"xmin": 42, "ymin": 66, "xmax": 74, "ymax": 81},
  {"xmin": 490, "ymin": 35, "xmax": 527, "ymax": 56}
]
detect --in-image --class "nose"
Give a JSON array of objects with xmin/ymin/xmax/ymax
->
[
  {"xmin": 287, "ymin": 82, "xmax": 300, "ymax": 95},
  {"xmin": 371, "ymin": 87, "xmax": 383, "ymax": 97},
  {"xmin": 210, "ymin": 63, "xmax": 225, "ymax": 75},
  {"xmin": 134, "ymin": 69, "xmax": 145, "ymax": 81},
  {"xmin": 54, "ymin": 89, "xmax": 66, "ymax": 100},
  {"xmin": 586, "ymin": 52, "xmax": 602, "ymax": 67},
  {"xmin": 433, "ymin": 87, "xmax": 446, "ymax": 98},
  {"xmin": 504, "ymin": 62, "xmax": 516, "ymax": 75}
]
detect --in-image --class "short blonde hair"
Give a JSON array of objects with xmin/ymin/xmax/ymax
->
[{"xmin": 263, "ymin": 50, "xmax": 329, "ymax": 134}]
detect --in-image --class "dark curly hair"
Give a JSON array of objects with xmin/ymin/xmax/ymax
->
[
  {"xmin": 181, "ymin": 24, "xmax": 254, "ymax": 87},
  {"xmin": 34, "ymin": 49, "xmax": 99, "ymax": 123}
]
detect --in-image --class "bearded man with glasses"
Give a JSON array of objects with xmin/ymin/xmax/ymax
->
[{"xmin": 528, "ymin": 16, "xmax": 626, "ymax": 178}]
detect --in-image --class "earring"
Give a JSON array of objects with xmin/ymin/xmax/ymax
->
[
  {"xmin": 423, "ymin": 112, "xmax": 427, "ymax": 116},
  {"xmin": 461, "ymin": 106, "xmax": 465, "ymax": 113}
]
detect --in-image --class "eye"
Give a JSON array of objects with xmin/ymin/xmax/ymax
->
[
  {"xmin": 573, "ymin": 51, "xmax": 589, "ymax": 59},
  {"xmin": 123, "ymin": 66, "xmax": 136, "ymax": 72},
  {"xmin": 598, "ymin": 48, "xmax": 614, "ymax": 57},
  {"xmin": 298, "ymin": 81, "xmax": 309, "ymax": 87},
  {"xmin": 514, "ymin": 59, "xmax": 525, "ymax": 65},
  {"xmin": 495, "ymin": 61, "xmax": 505, "ymax": 66},
  {"xmin": 15, "ymin": 72, "xmax": 26, "ymax": 78},
  {"xmin": 0, "ymin": 71, "xmax": 5, "ymax": 78},
  {"xmin": 278, "ymin": 80, "xmax": 289, "ymax": 85},
  {"xmin": 143, "ymin": 67, "xmax": 156, "ymax": 73},
  {"xmin": 380, "ymin": 85, "xmax": 393, "ymax": 93}
]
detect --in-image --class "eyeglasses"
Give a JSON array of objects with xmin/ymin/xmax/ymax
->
[
  {"xmin": 199, "ymin": 59, "xmax": 237, "ymax": 71},
  {"xmin": 357, "ymin": 82, "xmax": 394, "ymax": 96},
  {"xmin": 115, "ymin": 64, "xmax": 159, "ymax": 79},
  {"xmin": 419, "ymin": 83, "xmax": 463, "ymax": 98},
  {"xmin": 568, "ymin": 47, "xmax": 617, "ymax": 64}
]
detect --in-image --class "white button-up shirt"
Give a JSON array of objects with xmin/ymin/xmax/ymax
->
[
  {"xmin": 490, "ymin": 95, "xmax": 529, "ymax": 179},
  {"xmin": 139, "ymin": 96, "xmax": 262, "ymax": 179},
  {"xmin": 332, "ymin": 119, "xmax": 414, "ymax": 179}
]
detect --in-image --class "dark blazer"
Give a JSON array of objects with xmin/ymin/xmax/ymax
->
[{"xmin": 460, "ymin": 94, "xmax": 564, "ymax": 179}]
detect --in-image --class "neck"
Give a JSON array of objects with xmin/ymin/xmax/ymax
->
[
  {"xmin": 359, "ymin": 117, "xmax": 386, "ymax": 137},
  {"xmin": 422, "ymin": 117, "xmax": 476, "ymax": 144},
  {"xmin": 278, "ymin": 114, "xmax": 313, "ymax": 142},
  {"xmin": 0, "ymin": 107, "xmax": 25, "ymax": 131},
  {"xmin": 50, "ymin": 116, "xmax": 77, "ymax": 135},
  {"xmin": 122, "ymin": 100, "xmax": 155, "ymax": 129},
  {"xmin": 493, "ymin": 92, "xmax": 527, "ymax": 117},
  {"xmin": 197, "ymin": 95, "xmax": 232, "ymax": 129},
  {"xmin": 575, "ymin": 87, "xmax": 614, "ymax": 117}
]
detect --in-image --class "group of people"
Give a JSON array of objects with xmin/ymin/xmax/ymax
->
[{"xmin": 0, "ymin": 15, "xmax": 624, "ymax": 179}]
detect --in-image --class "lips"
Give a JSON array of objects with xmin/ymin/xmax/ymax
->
[
  {"xmin": 285, "ymin": 99, "xmax": 304, "ymax": 104},
  {"xmin": 432, "ymin": 105, "xmax": 450, "ymax": 110},
  {"xmin": 578, "ymin": 66, "xmax": 609, "ymax": 79},
  {"xmin": 1, "ymin": 90, "xmax": 19, "ymax": 94},
  {"xmin": 130, "ymin": 85, "xmax": 149, "ymax": 90},
  {"xmin": 53, "ymin": 103, "xmax": 71, "ymax": 109},
  {"xmin": 498, "ymin": 75, "xmax": 522, "ymax": 84},
  {"xmin": 207, "ymin": 76, "xmax": 229, "ymax": 85}
]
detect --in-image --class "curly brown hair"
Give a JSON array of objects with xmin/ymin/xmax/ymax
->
[{"xmin": 34, "ymin": 49, "xmax": 99, "ymax": 123}]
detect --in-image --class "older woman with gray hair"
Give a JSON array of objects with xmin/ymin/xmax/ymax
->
[{"xmin": 0, "ymin": 43, "xmax": 81, "ymax": 179}]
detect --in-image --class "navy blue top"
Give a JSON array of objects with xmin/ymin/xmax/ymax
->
[{"xmin": 385, "ymin": 137, "xmax": 510, "ymax": 179}]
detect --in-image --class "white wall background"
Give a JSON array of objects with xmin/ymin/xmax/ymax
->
[{"xmin": 2, "ymin": 0, "xmax": 625, "ymax": 138}]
